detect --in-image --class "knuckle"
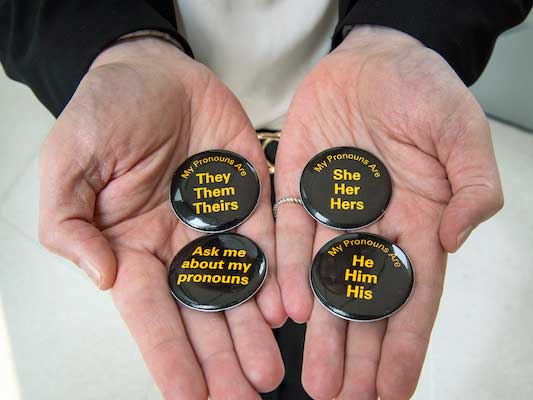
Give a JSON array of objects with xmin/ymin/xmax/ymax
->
[
  {"xmin": 38, "ymin": 224, "xmax": 55, "ymax": 250},
  {"xmin": 482, "ymin": 181, "xmax": 504, "ymax": 216},
  {"xmin": 493, "ymin": 189, "xmax": 505, "ymax": 213},
  {"xmin": 38, "ymin": 223, "xmax": 70, "ymax": 260}
]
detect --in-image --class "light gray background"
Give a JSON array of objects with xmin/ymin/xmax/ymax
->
[
  {"xmin": 1, "ymin": 18, "xmax": 533, "ymax": 399},
  {"xmin": 471, "ymin": 12, "xmax": 533, "ymax": 131}
]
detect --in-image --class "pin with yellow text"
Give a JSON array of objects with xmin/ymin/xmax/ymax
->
[
  {"xmin": 168, "ymin": 233, "xmax": 267, "ymax": 311},
  {"xmin": 300, "ymin": 147, "xmax": 392, "ymax": 230},
  {"xmin": 170, "ymin": 150, "xmax": 260, "ymax": 232},
  {"xmin": 310, "ymin": 233, "xmax": 414, "ymax": 321}
]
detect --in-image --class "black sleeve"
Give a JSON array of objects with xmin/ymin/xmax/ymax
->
[
  {"xmin": 0, "ymin": 0, "xmax": 192, "ymax": 117},
  {"xmin": 334, "ymin": 0, "xmax": 533, "ymax": 86}
]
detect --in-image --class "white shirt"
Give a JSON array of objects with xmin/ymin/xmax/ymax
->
[{"xmin": 175, "ymin": 0, "xmax": 338, "ymax": 130}]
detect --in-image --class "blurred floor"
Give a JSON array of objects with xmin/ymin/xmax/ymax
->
[{"xmin": 0, "ymin": 66, "xmax": 532, "ymax": 399}]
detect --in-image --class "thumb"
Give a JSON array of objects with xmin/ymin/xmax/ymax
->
[
  {"xmin": 40, "ymin": 218, "xmax": 117, "ymax": 290},
  {"xmin": 439, "ymin": 113, "xmax": 504, "ymax": 253},
  {"xmin": 38, "ymin": 124, "xmax": 116, "ymax": 289}
]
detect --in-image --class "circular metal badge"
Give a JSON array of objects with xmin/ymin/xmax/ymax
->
[
  {"xmin": 170, "ymin": 150, "xmax": 260, "ymax": 232},
  {"xmin": 300, "ymin": 147, "xmax": 392, "ymax": 230},
  {"xmin": 168, "ymin": 233, "xmax": 267, "ymax": 312},
  {"xmin": 310, "ymin": 233, "xmax": 414, "ymax": 322}
]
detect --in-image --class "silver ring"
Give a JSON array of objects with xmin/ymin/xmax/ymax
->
[{"xmin": 273, "ymin": 196, "xmax": 304, "ymax": 218}]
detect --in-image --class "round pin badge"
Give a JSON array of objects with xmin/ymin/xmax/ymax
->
[
  {"xmin": 170, "ymin": 150, "xmax": 260, "ymax": 232},
  {"xmin": 310, "ymin": 233, "xmax": 414, "ymax": 322},
  {"xmin": 168, "ymin": 233, "xmax": 267, "ymax": 312},
  {"xmin": 300, "ymin": 147, "xmax": 392, "ymax": 230}
]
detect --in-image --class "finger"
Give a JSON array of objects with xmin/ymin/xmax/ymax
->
[
  {"xmin": 274, "ymin": 147, "xmax": 317, "ymax": 322},
  {"xmin": 111, "ymin": 251, "xmax": 207, "ymax": 400},
  {"xmin": 308, "ymin": 224, "xmax": 386, "ymax": 400},
  {"xmin": 238, "ymin": 200, "xmax": 286, "ymax": 328},
  {"xmin": 274, "ymin": 127, "xmax": 322, "ymax": 323},
  {"xmin": 180, "ymin": 306, "xmax": 260, "ymax": 400},
  {"xmin": 299, "ymin": 224, "xmax": 345, "ymax": 399},
  {"xmin": 337, "ymin": 321, "xmax": 386, "ymax": 400},
  {"xmin": 275, "ymin": 203, "xmax": 316, "ymax": 322},
  {"xmin": 237, "ymin": 163, "xmax": 286, "ymax": 328},
  {"xmin": 225, "ymin": 301, "xmax": 285, "ymax": 392},
  {"xmin": 302, "ymin": 301, "xmax": 347, "ymax": 400},
  {"xmin": 438, "ymin": 113, "xmax": 504, "ymax": 252},
  {"xmin": 376, "ymin": 226, "xmax": 446, "ymax": 400},
  {"xmin": 221, "ymin": 128, "xmax": 286, "ymax": 327},
  {"xmin": 336, "ymin": 220, "xmax": 395, "ymax": 399},
  {"xmin": 39, "ymin": 128, "xmax": 116, "ymax": 289}
]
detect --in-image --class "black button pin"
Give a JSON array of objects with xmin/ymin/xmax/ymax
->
[
  {"xmin": 170, "ymin": 150, "xmax": 261, "ymax": 232},
  {"xmin": 168, "ymin": 233, "xmax": 267, "ymax": 312},
  {"xmin": 310, "ymin": 233, "xmax": 414, "ymax": 321},
  {"xmin": 300, "ymin": 147, "xmax": 392, "ymax": 230}
]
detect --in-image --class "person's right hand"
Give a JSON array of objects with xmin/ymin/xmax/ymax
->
[{"xmin": 38, "ymin": 37, "xmax": 286, "ymax": 400}]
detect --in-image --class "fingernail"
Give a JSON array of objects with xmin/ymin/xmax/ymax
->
[
  {"xmin": 456, "ymin": 226, "xmax": 474, "ymax": 251},
  {"xmin": 79, "ymin": 261, "xmax": 101, "ymax": 288}
]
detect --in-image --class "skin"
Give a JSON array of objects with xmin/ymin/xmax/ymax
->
[
  {"xmin": 38, "ymin": 38, "xmax": 286, "ymax": 400},
  {"xmin": 38, "ymin": 27, "xmax": 505, "ymax": 399},
  {"xmin": 275, "ymin": 27, "xmax": 504, "ymax": 400}
]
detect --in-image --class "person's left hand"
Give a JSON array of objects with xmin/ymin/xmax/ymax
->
[{"xmin": 275, "ymin": 27, "xmax": 503, "ymax": 399}]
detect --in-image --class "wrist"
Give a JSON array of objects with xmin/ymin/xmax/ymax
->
[
  {"xmin": 336, "ymin": 26, "xmax": 424, "ymax": 57},
  {"xmin": 90, "ymin": 36, "xmax": 189, "ymax": 70},
  {"xmin": 117, "ymin": 30, "xmax": 185, "ymax": 53}
]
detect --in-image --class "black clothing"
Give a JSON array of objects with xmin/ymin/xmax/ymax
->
[
  {"xmin": 1, "ymin": 1, "xmax": 531, "ymax": 117},
  {"xmin": 263, "ymin": 320, "xmax": 311, "ymax": 400},
  {"xmin": 335, "ymin": 0, "xmax": 533, "ymax": 86},
  {"xmin": 0, "ymin": 1, "xmax": 192, "ymax": 117},
  {"xmin": 1, "ymin": 1, "xmax": 531, "ymax": 399}
]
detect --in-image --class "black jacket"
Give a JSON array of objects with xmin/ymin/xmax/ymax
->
[{"xmin": 0, "ymin": 0, "xmax": 531, "ymax": 117}]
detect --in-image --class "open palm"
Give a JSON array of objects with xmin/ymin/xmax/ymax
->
[
  {"xmin": 275, "ymin": 27, "xmax": 503, "ymax": 399},
  {"xmin": 39, "ymin": 38, "xmax": 285, "ymax": 400}
]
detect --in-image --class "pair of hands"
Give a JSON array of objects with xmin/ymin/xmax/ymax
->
[{"xmin": 39, "ymin": 27, "xmax": 503, "ymax": 400}]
